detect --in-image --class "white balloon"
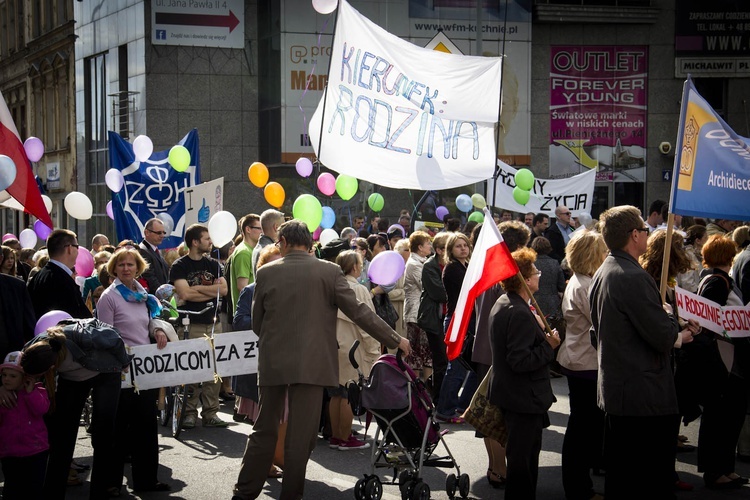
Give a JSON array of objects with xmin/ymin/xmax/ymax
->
[
  {"xmin": 105, "ymin": 169, "xmax": 124, "ymax": 192},
  {"xmin": 41, "ymin": 195, "xmax": 53, "ymax": 213},
  {"xmin": 319, "ymin": 228, "xmax": 338, "ymax": 247},
  {"xmin": 19, "ymin": 228, "xmax": 37, "ymax": 249},
  {"xmin": 312, "ymin": 0, "xmax": 337, "ymax": 14},
  {"xmin": 64, "ymin": 192, "xmax": 93, "ymax": 220},
  {"xmin": 0, "ymin": 155, "xmax": 17, "ymax": 192},
  {"xmin": 133, "ymin": 135, "xmax": 154, "ymax": 162},
  {"xmin": 207, "ymin": 210, "xmax": 237, "ymax": 247},
  {"xmin": 157, "ymin": 213, "xmax": 174, "ymax": 236}
]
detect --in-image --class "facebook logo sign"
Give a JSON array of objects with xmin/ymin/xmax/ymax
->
[{"xmin": 156, "ymin": 30, "xmax": 166, "ymax": 40}]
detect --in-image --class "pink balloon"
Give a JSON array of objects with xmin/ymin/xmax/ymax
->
[
  {"xmin": 296, "ymin": 157, "xmax": 313, "ymax": 177},
  {"xmin": 368, "ymin": 250, "xmax": 406, "ymax": 285},
  {"xmin": 2, "ymin": 233, "xmax": 16, "ymax": 242},
  {"xmin": 23, "ymin": 137, "xmax": 44, "ymax": 162},
  {"xmin": 106, "ymin": 201, "xmax": 114, "ymax": 220},
  {"xmin": 34, "ymin": 310, "xmax": 72, "ymax": 336},
  {"xmin": 34, "ymin": 220, "xmax": 52, "ymax": 240},
  {"xmin": 312, "ymin": 226, "xmax": 323, "ymax": 241},
  {"xmin": 317, "ymin": 173, "xmax": 336, "ymax": 196},
  {"xmin": 75, "ymin": 247, "xmax": 95, "ymax": 278}
]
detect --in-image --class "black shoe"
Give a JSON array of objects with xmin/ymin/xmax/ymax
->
[
  {"xmin": 232, "ymin": 409, "xmax": 247, "ymax": 422},
  {"xmin": 731, "ymin": 476, "xmax": 749, "ymax": 485},
  {"xmin": 220, "ymin": 391, "xmax": 236, "ymax": 401}
]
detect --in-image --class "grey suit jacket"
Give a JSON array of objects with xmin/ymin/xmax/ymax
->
[
  {"xmin": 252, "ymin": 251, "xmax": 402, "ymax": 387},
  {"xmin": 589, "ymin": 250, "xmax": 679, "ymax": 416},
  {"xmin": 139, "ymin": 240, "xmax": 169, "ymax": 293},
  {"xmin": 488, "ymin": 292, "xmax": 555, "ymax": 414}
]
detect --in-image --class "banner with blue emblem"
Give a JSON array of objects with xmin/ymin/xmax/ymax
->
[
  {"xmin": 108, "ymin": 129, "xmax": 201, "ymax": 248},
  {"xmin": 670, "ymin": 78, "xmax": 750, "ymax": 221}
]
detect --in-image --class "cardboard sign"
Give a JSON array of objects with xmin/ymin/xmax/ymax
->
[
  {"xmin": 214, "ymin": 330, "xmax": 259, "ymax": 377},
  {"xmin": 675, "ymin": 286, "xmax": 750, "ymax": 338},
  {"xmin": 128, "ymin": 337, "xmax": 215, "ymax": 391}
]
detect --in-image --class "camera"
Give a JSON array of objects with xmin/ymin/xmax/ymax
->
[{"xmin": 659, "ymin": 141, "xmax": 672, "ymax": 155}]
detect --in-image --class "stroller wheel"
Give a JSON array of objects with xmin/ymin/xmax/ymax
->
[
  {"xmin": 354, "ymin": 478, "xmax": 366, "ymax": 500},
  {"xmin": 410, "ymin": 482, "xmax": 430, "ymax": 500},
  {"xmin": 400, "ymin": 480, "xmax": 415, "ymax": 500},
  {"xmin": 458, "ymin": 473, "xmax": 470, "ymax": 498},
  {"xmin": 398, "ymin": 470, "xmax": 414, "ymax": 486},
  {"xmin": 445, "ymin": 473, "xmax": 457, "ymax": 498},
  {"xmin": 365, "ymin": 476, "xmax": 383, "ymax": 500}
]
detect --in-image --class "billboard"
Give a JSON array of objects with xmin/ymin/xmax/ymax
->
[{"xmin": 549, "ymin": 46, "xmax": 648, "ymax": 181}]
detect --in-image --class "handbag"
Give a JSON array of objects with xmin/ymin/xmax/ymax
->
[
  {"xmin": 462, "ymin": 367, "xmax": 508, "ymax": 446},
  {"xmin": 372, "ymin": 293, "xmax": 399, "ymax": 329}
]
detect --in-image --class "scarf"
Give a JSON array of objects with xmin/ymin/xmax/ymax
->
[{"xmin": 114, "ymin": 278, "xmax": 162, "ymax": 319}]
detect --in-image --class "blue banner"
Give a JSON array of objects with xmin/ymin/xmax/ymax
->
[
  {"xmin": 108, "ymin": 130, "xmax": 201, "ymax": 248},
  {"xmin": 670, "ymin": 78, "xmax": 750, "ymax": 221}
]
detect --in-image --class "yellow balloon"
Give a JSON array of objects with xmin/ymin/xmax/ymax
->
[
  {"xmin": 248, "ymin": 162, "xmax": 269, "ymax": 188},
  {"xmin": 264, "ymin": 181, "xmax": 285, "ymax": 208}
]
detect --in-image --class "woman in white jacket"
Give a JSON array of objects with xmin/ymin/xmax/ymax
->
[{"xmin": 328, "ymin": 251, "xmax": 381, "ymax": 451}]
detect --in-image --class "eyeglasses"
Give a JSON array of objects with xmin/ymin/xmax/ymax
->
[
  {"xmin": 65, "ymin": 244, "xmax": 80, "ymax": 249},
  {"xmin": 632, "ymin": 227, "xmax": 649, "ymax": 233},
  {"xmin": 534, "ymin": 270, "xmax": 542, "ymax": 276},
  {"xmin": 560, "ymin": 212, "xmax": 572, "ymax": 216},
  {"xmin": 147, "ymin": 229, "xmax": 167, "ymax": 235},
  {"xmin": 250, "ymin": 226, "xmax": 262, "ymax": 231}
]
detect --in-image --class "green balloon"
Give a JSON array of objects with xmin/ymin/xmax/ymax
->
[
  {"xmin": 292, "ymin": 194, "xmax": 323, "ymax": 232},
  {"xmin": 514, "ymin": 168, "xmax": 535, "ymax": 191},
  {"xmin": 513, "ymin": 186, "xmax": 530, "ymax": 205},
  {"xmin": 368, "ymin": 193, "xmax": 384, "ymax": 212},
  {"xmin": 468, "ymin": 211, "xmax": 484, "ymax": 223},
  {"xmin": 335, "ymin": 175, "xmax": 358, "ymax": 201},
  {"xmin": 168, "ymin": 145, "xmax": 191, "ymax": 172},
  {"xmin": 471, "ymin": 193, "xmax": 487, "ymax": 209}
]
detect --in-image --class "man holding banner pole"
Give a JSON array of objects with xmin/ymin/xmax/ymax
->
[{"xmin": 233, "ymin": 220, "xmax": 409, "ymax": 500}]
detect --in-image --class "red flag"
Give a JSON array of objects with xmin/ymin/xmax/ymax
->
[
  {"xmin": 445, "ymin": 208, "xmax": 519, "ymax": 360},
  {"xmin": 0, "ymin": 91, "xmax": 53, "ymax": 228}
]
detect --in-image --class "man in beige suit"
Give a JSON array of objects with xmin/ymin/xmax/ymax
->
[{"xmin": 233, "ymin": 220, "xmax": 410, "ymax": 500}]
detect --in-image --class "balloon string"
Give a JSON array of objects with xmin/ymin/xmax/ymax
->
[{"xmin": 299, "ymin": 16, "xmax": 331, "ymax": 154}]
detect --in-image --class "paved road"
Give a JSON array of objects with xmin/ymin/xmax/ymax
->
[{"xmin": 4, "ymin": 376, "xmax": 750, "ymax": 499}]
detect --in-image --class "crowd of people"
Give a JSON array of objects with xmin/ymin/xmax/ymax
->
[{"xmin": 0, "ymin": 201, "xmax": 749, "ymax": 500}]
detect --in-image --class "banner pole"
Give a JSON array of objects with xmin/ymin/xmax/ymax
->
[
  {"xmin": 491, "ymin": 0, "xmax": 510, "ymax": 213},
  {"xmin": 659, "ymin": 213, "xmax": 675, "ymax": 304},
  {"xmin": 312, "ymin": 0, "xmax": 342, "ymax": 183}
]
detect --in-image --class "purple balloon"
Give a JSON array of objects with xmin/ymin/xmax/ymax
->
[
  {"xmin": 436, "ymin": 206, "xmax": 449, "ymax": 221},
  {"xmin": 106, "ymin": 200, "xmax": 114, "ymax": 220},
  {"xmin": 296, "ymin": 157, "xmax": 313, "ymax": 177},
  {"xmin": 23, "ymin": 137, "xmax": 44, "ymax": 162},
  {"xmin": 34, "ymin": 220, "xmax": 52, "ymax": 240},
  {"xmin": 368, "ymin": 250, "xmax": 406, "ymax": 286},
  {"xmin": 35, "ymin": 310, "xmax": 72, "ymax": 336}
]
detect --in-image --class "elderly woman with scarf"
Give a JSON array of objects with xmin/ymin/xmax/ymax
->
[{"xmin": 96, "ymin": 247, "xmax": 171, "ymax": 496}]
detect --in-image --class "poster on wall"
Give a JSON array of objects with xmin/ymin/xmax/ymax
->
[
  {"xmin": 280, "ymin": 0, "xmax": 532, "ymax": 166},
  {"xmin": 549, "ymin": 46, "xmax": 648, "ymax": 181}
]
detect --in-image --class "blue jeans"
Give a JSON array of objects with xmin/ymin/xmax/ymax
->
[{"xmin": 436, "ymin": 315, "xmax": 478, "ymax": 417}]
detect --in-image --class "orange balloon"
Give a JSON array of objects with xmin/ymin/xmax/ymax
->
[
  {"xmin": 264, "ymin": 181, "xmax": 285, "ymax": 208},
  {"xmin": 248, "ymin": 162, "xmax": 269, "ymax": 188}
]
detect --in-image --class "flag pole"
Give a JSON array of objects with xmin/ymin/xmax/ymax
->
[
  {"xmin": 519, "ymin": 271, "xmax": 552, "ymax": 335},
  {"xmin": 491, "ymin": 0, "xmax": 510, "ymax": 212}
]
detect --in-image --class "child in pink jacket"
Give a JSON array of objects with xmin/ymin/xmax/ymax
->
[{"xmin": 0, "ymin": 351, "xmax": 50, "ymax": 500}]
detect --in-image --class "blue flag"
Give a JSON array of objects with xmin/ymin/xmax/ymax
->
[
  {"xmin": 108, "ymin": 129, "xmax": 201, "ymax": 248},
  {"xmin": 670, "ymin": 78, "xmax": 750, "ymax": 221}
]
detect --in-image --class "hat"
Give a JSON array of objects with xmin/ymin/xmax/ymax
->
[
  {"xmin": 319, "ymin": 238, "xmax": 350, "ymax": 262},
  {"xmin": 0, "ymin": 351, "xmax": 24, "ymax": 374}
]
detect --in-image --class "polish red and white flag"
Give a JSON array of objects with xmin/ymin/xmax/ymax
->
[
  {"xmin": 445, "ymin": 208, "xmax": 519, "ymax": 360},
  {"xmin": 0, "ymin": 91, "xmax": 53, "ymax": 228}
]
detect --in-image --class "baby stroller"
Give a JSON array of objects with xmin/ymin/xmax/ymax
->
[{"xmin": 347, "ymin": 341, "xmax": 469, "ymax": 500}]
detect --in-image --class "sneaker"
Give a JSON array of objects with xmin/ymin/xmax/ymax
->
[
  {"xmin": 182, "ymin": 415, "xmax": 196, "ymax": 429},
  {"xmin": 338, "ymin": 436, "xmax": 370, "ymax": 450},
  {"xmin": 203, "ymin": 416, "xmax": 229, "ymax": 428},
  {"xmin": 328, "ymin": 437, "xmax": 344, "ymax": 449}
]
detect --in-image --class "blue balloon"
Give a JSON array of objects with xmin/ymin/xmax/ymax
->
[
  {"xmin": 321, "ymin": 206, "xmax": 336, "ymax": 229},
  {"xmin": 455, "ymin": 194, "xmax": 473, "ymax": 213}
]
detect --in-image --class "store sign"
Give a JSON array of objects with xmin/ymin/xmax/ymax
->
[{"xmin": 152, "ymin": 0, "xmax": 244, "ymax": 49}]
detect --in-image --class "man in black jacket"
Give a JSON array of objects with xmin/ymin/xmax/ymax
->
[
  {"xmin": 28, "ymin": 229, "xmax": 92, "ymax": 321},
  {"xmin": 544, "ymin": 205, "xmax": 574, "ymax": 262},
  {"xmin": 139, "ymin": 217, "xmax": 170, "ymax": 292}
]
